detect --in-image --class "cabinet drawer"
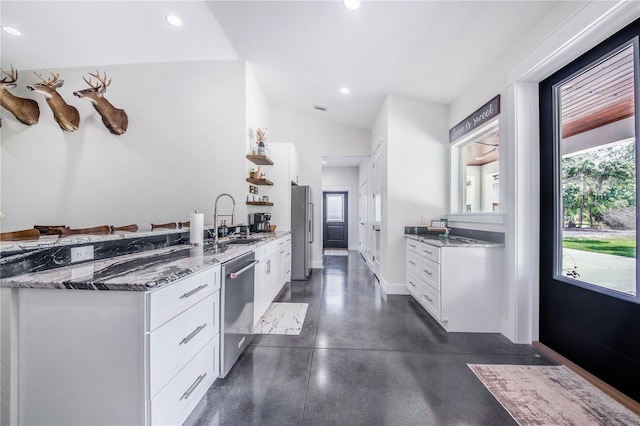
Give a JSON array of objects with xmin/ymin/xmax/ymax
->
[
  {"xmin": 417, "ymin": 243, "xmax": 440, "ymax": 263},
  {"xmin": 419, "ymin": 257, "xmax": 440, "ymax": 292},
  {"xmin": 150, "ymin": 340, "xmax": 217, "ymax": 426},
  {"xmin": 417, "ymin": 283, "xmax": 441, "ymax": 320},
  {"xmin": 263, "ymin": 240, "xmax": 280, "ymax": 258},
  {"xmin": 148, "ymin": 266, "xmax": 220, "ymax": 331},
  {"xmin": 406, "ymin": 239, "xmax": 440, "ymax": 263},
  {"xmin": 406, "ymin": 240, "xmax": 421, "ymax": 255},
  {"xmin": 406, "ymin": 272, "xmax": 421, "ymax": 295},
  {"xmin": 407, "ymin": 250, "xmax": 421, "ymax": 275},
  {"xmin": 149, "ymin": 292, "xmax": 219, "ymax": 397}
]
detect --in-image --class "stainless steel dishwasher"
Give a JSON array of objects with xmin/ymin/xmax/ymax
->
[{"xmin": 220, "ymin": 251, "xmax": 258, "ymax": 378}]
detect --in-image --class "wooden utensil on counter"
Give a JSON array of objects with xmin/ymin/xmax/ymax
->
[
  {"xmin": 151, "ymin": 222, "xmax": 177, "ymax": 230},
  {"xmin": 0, "ymin": 228, "xmax": 40, "ymax": 242},
  {"xmin": 33, "ymin": 225, "xmax": 67, "ymax": 235},
  {"xmin": 178, "ymin": 221, "xmax": 190, "ymax": 228},
  {"xmin": 110, "ymin": 224, "xmax": 138, "ymax": 232},
  {"xmin": 59, "ymin": 225, "xmax": 111, "ymax": 237}
]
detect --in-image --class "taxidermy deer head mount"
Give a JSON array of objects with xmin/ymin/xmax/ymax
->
[
  {"xmin": 27, "ymin": 70, "xmax": 80, "ymax": 132},
  {"xmin": 74, "ymin": 71, "xmax": 128, "ymax": 135},
  {"xmin": 0, "ymin": 66, "xmax": 40, "ymax": 126}
]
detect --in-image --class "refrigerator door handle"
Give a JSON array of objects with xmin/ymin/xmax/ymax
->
[{"xmin": 308, "ymin": 202, "xmax": 314, "ymax": 243}]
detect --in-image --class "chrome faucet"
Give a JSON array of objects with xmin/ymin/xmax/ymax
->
[{"xmin": 214, "ymin": 193, "xmax": 236, "ymax": 246}]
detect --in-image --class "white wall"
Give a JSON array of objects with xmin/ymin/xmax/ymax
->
[
  {"xmin": 378, "ymin": 94, "xmax": 449, "ymax": 294},
  {"xmin": 322, "ymin": 166, "xmax": 360, "ymax": 250},
  {"xmin": 358, "ymin": 157, "xmax": 372, "ymax": 262},
  {"xmin": 270, "ymin": 108, "xmax": 370, "ymax": 269},
  {"xmin": 245, "ymin": 63, "xmax": 272, "ymax": 155},
  {"xmin": 1, "ymin": 60, "xmax": 248, "ymax": 232}
]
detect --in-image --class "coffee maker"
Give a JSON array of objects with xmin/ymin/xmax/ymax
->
[{"xmin": 249, "ymin": 213, "xmax": 271, "ymax": 233}]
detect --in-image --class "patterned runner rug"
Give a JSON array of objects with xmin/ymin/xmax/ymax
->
[
  {"xmin": 468, "ymin": 364, "xmax": 640, "ymax": 425},
  {"xmin": 254, "ymin": 302, "xmax": 308, "ymax": 335}
]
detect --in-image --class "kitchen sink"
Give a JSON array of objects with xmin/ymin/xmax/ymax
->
[{"xmin": 225, "ymin": 239, "xmax": 257, "ymax": 245}]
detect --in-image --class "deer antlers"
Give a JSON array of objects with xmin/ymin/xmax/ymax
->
[
  {"xmin": 1, "ymin": 66, "xmax": 18, "ymax": 83},
  {"xmin": 33, "ymin": 69, "xmax": 61, "ymax": 87},
  {"xmin": 82, "ymin": 70, "xmax": 111, "ymax": 91}
]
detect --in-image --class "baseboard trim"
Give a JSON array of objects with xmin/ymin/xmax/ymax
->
[{"xmin": 532, "ymin": 341, "xmax": 640, "ymax": 415}]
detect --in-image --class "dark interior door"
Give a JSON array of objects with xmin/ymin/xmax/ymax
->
[
  {"xmin": 323, "ymin": 191, "xmax": 348, "ymax": 248},
  {"xmin": 539, "ymin": 18, "xmax": 640, "ymax": 401}
]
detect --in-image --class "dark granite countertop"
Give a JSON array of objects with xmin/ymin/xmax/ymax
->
[
  {"xmin": 406, "ymin": 234, "xmax": 504, "ymax": 248},
  {"xmin": 1, "ymin": 232, "xmax": 290, "ymax": 291}
]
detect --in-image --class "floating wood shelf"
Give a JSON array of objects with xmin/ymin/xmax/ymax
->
[
  {"xmin": 246, "ymin": 154, "xmax": 274, "ymax": 165},
  {"xmin": 246, "ymin": 201, "xmax": 274, "ymax": 206},
  {"xmin": 246, "ymin": 178, "xmax": 273, "ymax": 186}
]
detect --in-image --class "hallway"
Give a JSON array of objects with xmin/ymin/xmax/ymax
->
[{"xmin": 185, "ymin": 251, "xmax": 552, "ymax": 425}]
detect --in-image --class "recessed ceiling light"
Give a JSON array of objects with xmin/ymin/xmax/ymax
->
[
  {"xmin": 166, "ymin": 15, "xmax": 182, "ymax": 26},
  {"xmin": 343, "ymin": 0, "xmax": 361, "ymax": 10},
  {"xmin": 2, "ymin": 26, "xmax": 21, "ymax": 36},
  {"xmin": 475, "ymin": 157, "xmax": 485, "ymax": 161},
  {"xmin": 322, "ymin": 161, "xmax": 327, "ymax": 164},
  {"xmin": 339, "ymin": 87, "xmax": 350, "ymax": 95}
]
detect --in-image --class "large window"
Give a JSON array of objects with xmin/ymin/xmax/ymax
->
[{"xmin": 554, "ymin": 41, "xmax": 638, "ymax": 299}]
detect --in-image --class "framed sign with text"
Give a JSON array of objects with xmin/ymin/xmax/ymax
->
[{"xmin": 449, "ymin": 95, "xmax": 500, "ymax": 143}]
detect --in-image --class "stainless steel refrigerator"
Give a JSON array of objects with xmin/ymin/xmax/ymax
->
[{"xmin": 291, "ymin": 185, "xmax": 313, "ymax": 280}]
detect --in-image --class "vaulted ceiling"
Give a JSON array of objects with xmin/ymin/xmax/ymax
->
[{"xmin": 1, "ymin": 1, "xmax": 591, "ymax": 131}]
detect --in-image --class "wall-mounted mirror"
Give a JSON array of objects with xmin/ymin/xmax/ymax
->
[{"xmin": 453, "ymin": 122, "xmax": 500, "ymax": 213}]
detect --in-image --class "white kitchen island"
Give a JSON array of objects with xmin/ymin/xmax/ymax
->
[{"xmin": 2, "ymin": 232, "xmax": 291, "ymax": 426}]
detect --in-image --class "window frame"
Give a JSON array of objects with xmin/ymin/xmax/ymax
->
[
  {"xmin": 449, "ymin": 118, "xmax": 504, "ymax": 224},
  {"xmin": 551, "ymin": 37, "xmax": 640, "ymax": 304}
]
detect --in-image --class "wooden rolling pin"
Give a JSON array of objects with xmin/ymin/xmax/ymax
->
[
  {"xmin": 151, "ymin": 222, "xmax": 177, "ymax": 230},
  {"xmin": 111, "ymin": 224, "xmax": 138, "ymax": 232},
  {"xmin": 59, "ymin": 225, "xmax": 111, "ymax": 237},
  {"xmin": 0, "ymin": 228, "xmax": 40, "ymax": 242}
]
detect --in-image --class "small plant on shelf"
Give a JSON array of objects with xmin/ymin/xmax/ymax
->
[{"xmin": 256, "ymin": 128, "xmax": 268, "ymax": 155}]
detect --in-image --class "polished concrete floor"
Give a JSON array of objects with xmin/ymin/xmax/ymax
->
[{"xmin": 185, "ymin": 251, "xmax": 553, "ymax": 426}]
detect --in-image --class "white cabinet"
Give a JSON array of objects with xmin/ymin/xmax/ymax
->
[
  {"xmin": 17, "ymin": 265, "xmax": 221, "ymax": 426},
  {"xmin": 406, "ymin": 238, "xmax": 502, "ymax": 332},
  {"xmin": 253, "ymin": 235, "xmax": 291, "ymax": 328},
  {"xmin": 280, "ymin": 235, "xmax": 292, "ymax": 284}
]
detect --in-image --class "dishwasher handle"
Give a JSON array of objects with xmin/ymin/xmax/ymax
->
[{"xmin": 228, "ymin": 260, "xmax": 259, "ymax": 279}]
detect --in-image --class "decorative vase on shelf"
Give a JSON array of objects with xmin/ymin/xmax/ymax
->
[{"xmin": 258, "ymin": 141, "xmax": 265, "ymax": 155}]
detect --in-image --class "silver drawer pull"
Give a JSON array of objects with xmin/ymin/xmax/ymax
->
[
  {"xmin": 409, "ymin": 244, "xmax": 416, "ymax": 248},
  {"xmin": 423, "ymin": 294, "xmax": 433, "ymax": 302},
  {"xmin": 286, "ymin": 270, "xmax": 291, "ymax": 274},
  {"xmin": 180, "ymin": 373, "xmax": 207, "ymax": 401},
  {"xmin": 409, "ymin": 281, "xmax": 416, "ymax": 287},
  {"xmin": 423, "ymin": 269, "xmax": 432, "ymax": 276},
  {"xmin": 180, "ymin": 284, "xmax": 208, "ymax": 299},
  {"xmin": 423, "ymin": 250, "xmax": 433, "ymax": 255},
  {"xmin": 179, "ymin": 324, "xmax": 207, "ymax": 346},
  {"xmin": 280, "ymin": 250, "xmax": 285, "ymax": 254},
  {"xmin": 409, "ymin": 261, "xmax": 416, "ymax": 265},
  {"xmin": 279, "ymin": 242, "xmax": 285, "ymax": 246}
]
